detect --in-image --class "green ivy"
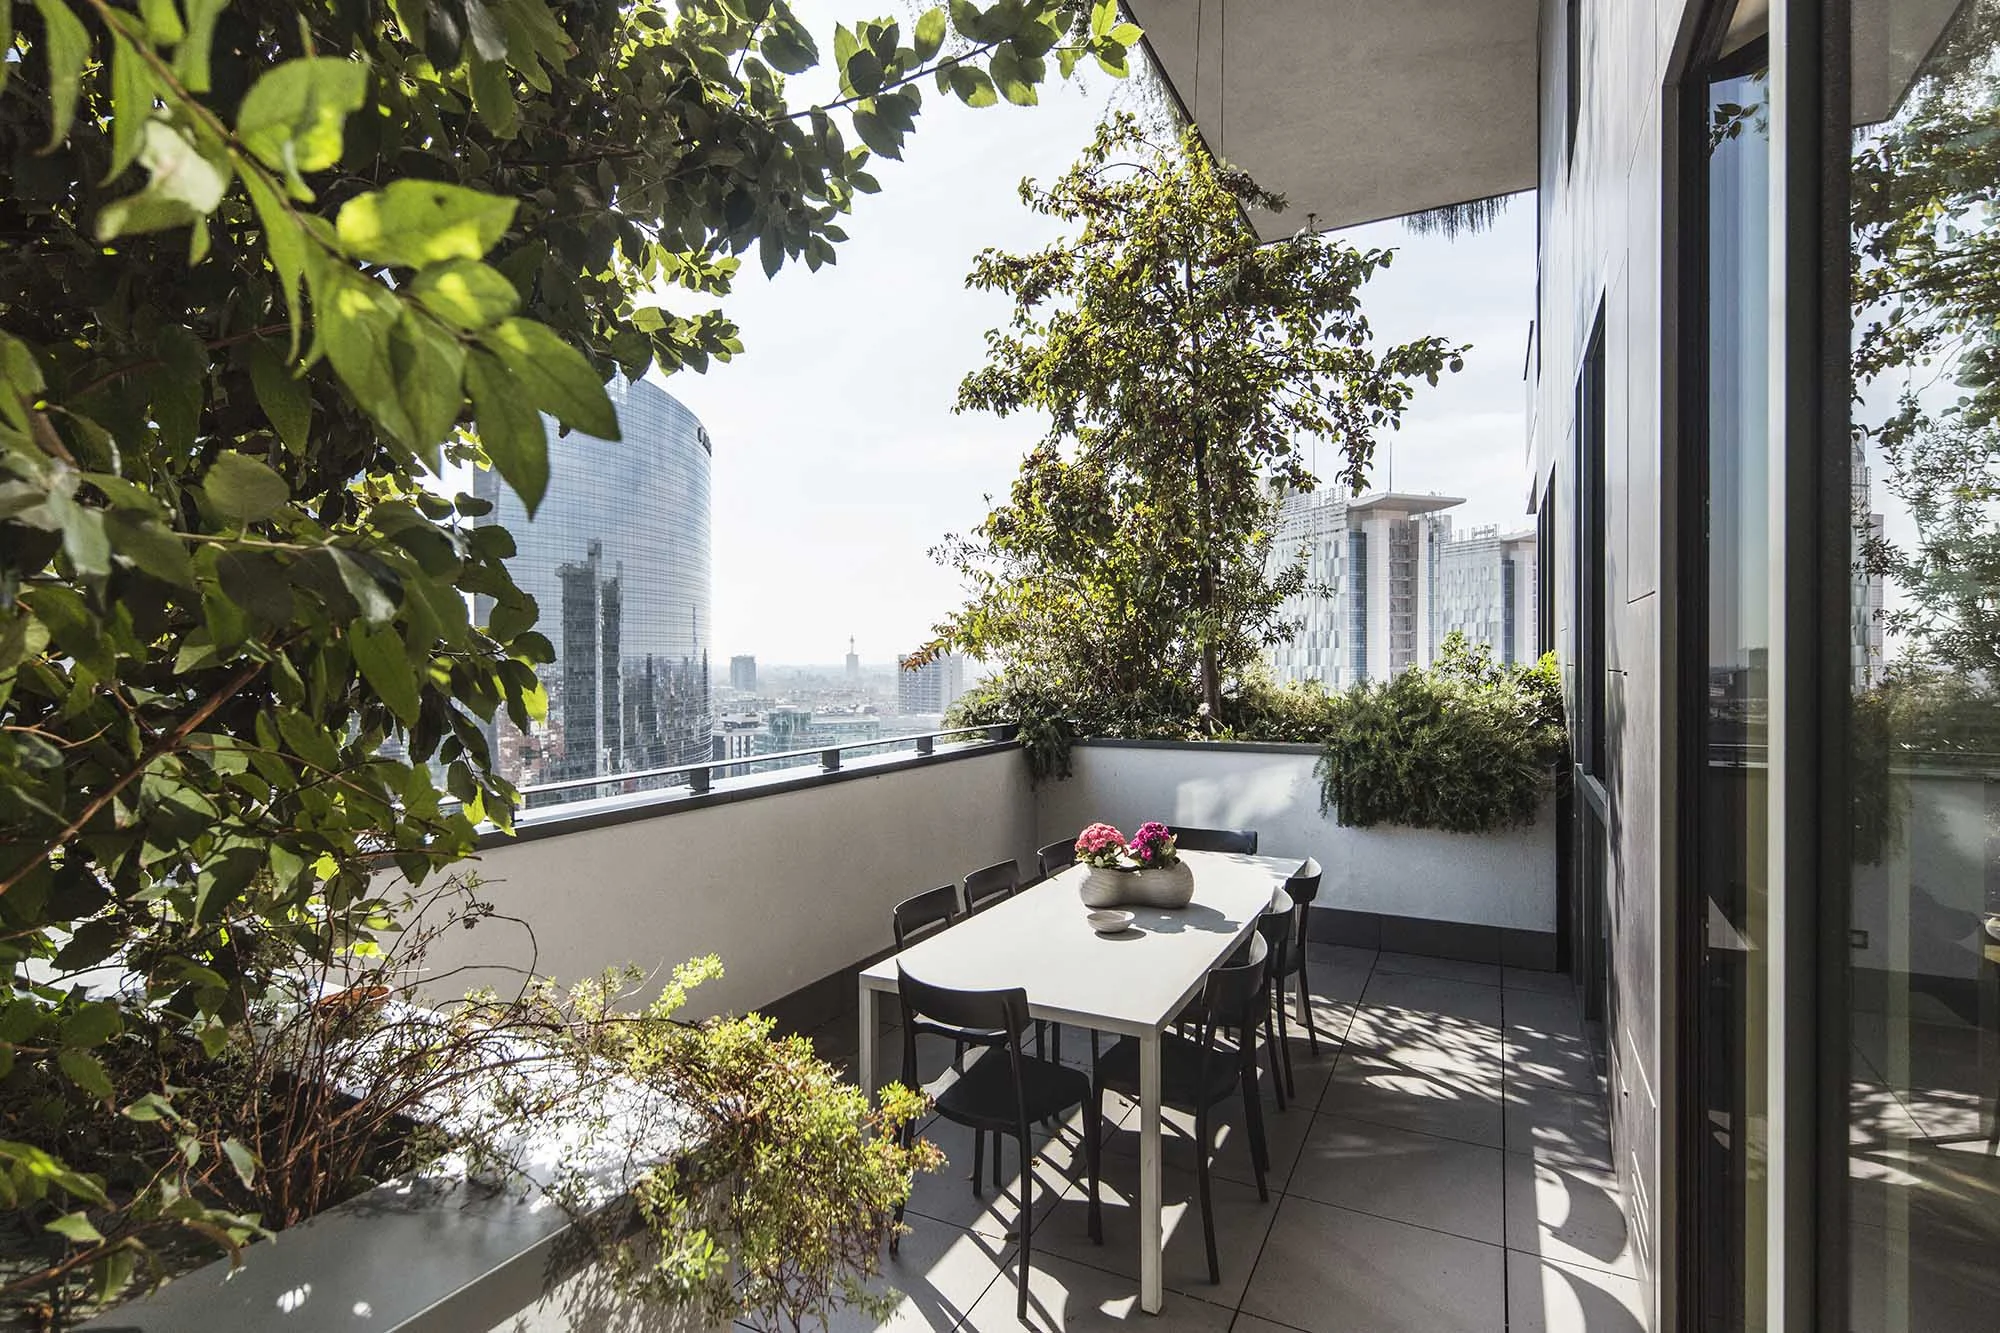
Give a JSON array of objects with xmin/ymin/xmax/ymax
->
[{"xmin": 1315, "ymin": 635, "xmax": 1568, "ymax": 834}]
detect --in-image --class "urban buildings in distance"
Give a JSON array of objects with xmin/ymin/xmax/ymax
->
[
  {"xmin": 729, "ymin": 654, "xmax": 757, "ymax": 693},
  {"xmin": 897, "ymin": 652, "xmax": 966, "ymax": 716},
  {"xmin": 475, "ymin": 378, "xmax": 713, "ymax": 798},
  {"xmin": 1267, "ymin": 490, "xmax": 1537, "ymax": 690}
]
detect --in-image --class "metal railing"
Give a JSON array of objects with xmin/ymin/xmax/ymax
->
[{"xmin": 502, "ymin": 723, "xmax": 1017, "ymax": 814}]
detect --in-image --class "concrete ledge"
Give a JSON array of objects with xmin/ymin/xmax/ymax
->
[{"xmin": 1308, "ymin": 904, "xmax": 1559, "ymax": 971}]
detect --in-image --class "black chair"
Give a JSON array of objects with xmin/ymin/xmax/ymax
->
[
  {"xmin": 1037, "ymin": 838, "xmax": 1077, "ymax": 878},
  {"xmin": 1091, "ymin": 936, "xmax": 1272, "ymax": 1285},
  {"xmin": 892, "ymin": 884, "xmax": 961, "ymax": 948},
  {"xmin": 1277, "ymin": 858, "xmax": 1325, "ymax": 1062},
  {"xmin": 1256, "ymin": 899, "xmax": 1299, "ymax": 1105},
  {"xmin": 1169, "ymin": 826, "xmax": 1259, "ymax": 854},
  {"xmin": 963, "ymin": 859, "xmax": 1021, "ymax": 915},
  {"xmin": 894, "ymin": 969, "xmax": 1102, "ymax": 1321}
]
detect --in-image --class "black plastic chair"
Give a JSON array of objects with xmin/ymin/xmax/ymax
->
[
  {"xmin": 1169, "ymin": 826, "xmax": 1259, "ymax": 854},
  {"xmin": 1256, "ymin": 899, "xmax": 1300, "ymax": 1104},
  {"xmin": 963, "ymin": 859, "xmax": 1021, "ymax": 915},
  {"xmin": 1091, "ymin": 935, "xmax": 1272, "ymax": 1285},
  {"xmin": 1278, "ymin": 858, "xmax": 1325, "ymax": 1060},
  {"xmin": 1037, "ymin": 838, "xmax": 1077, "ymax": 878},
  {"xmin": 892, "ymin": 884, "xmax": 961, "ymax": 948},
  {"xmin": 893, "ymin": 969, "xmax": 1102, "ymax": 1321}
]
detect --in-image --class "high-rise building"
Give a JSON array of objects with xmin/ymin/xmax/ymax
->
[
  {"xmin": 1432, "ymin": 526, "xmax": 1539, "ymax": 666},
  {"xmin": 475, "ymin": 378, "xmax": 713, "ymax": 797},
  {"xmin": 844, "ymin": 636, "xmax": 860, "ymax": 683},
  {"xmin": 898, "ymin": 652, "xmax": 966, "ymax": 715},
  {"xmin": 728, "ymin": 654, "xmax": 758, "ymax": 693}
]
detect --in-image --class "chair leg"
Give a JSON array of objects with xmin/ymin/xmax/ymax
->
[
  {"xmin": 1263, "ymin": 986, "xmax": 1287, "ymax": 1112},
  {"xmin": 1277, "ymin": 981, "xmax": 1297, "ymax": 1099},
  {"xmin": 971, "ymin": 1127, "xmax": 985, "ymax": 1197},
  {"xmin": 1195, "ymin": 1104, "xmax": 1219, "ymax": 1285},
  {"xmin": 1298, "ymin": 962, "xmax": 1321, "ymax": 1056},
  {"xmin": 1241, "ymin": 1065, "xmax": 1271, "ymax": 1203},
  {"xmin": 1015, "ymin": 1128, "xmax": 1032, "ymax": 1321}
]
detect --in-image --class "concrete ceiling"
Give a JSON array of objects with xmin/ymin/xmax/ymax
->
[{"xmin": 1125, "ymin": 0, "xmax": 1539, "ymax": 239}]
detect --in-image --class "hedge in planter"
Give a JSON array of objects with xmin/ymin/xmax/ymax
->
[{"xmin": 1315, "ymin": 635, "xmax": 1567, "ymax": 833}]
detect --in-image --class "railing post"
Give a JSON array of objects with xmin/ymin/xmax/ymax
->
[
  {"xmin": 916, "ymin": 734, "xmax": 935, "ymax": 757},
  {"xmin": 821, "ymin": 747, "xmax": 842, "ymax": 773},
  {"xmin": 689, "ymin": 763, "xmax": 711, "ymax": 795},
  {"xmin": 987, "ymin": 724, "xmax": 1010, "ymax": 744}
]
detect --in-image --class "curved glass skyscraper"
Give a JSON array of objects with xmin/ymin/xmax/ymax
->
[{"xmin": 475, "ymin": 378, "xmax": 713, "ymax": 798}]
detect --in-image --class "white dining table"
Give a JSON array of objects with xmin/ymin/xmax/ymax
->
[{"xmin": 857, "ymin": 849, "xmax": 1302, "ymax": 1315}]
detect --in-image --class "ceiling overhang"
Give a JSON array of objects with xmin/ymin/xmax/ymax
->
[{"xmin": 1124, "ymin": 1, "xmax": 1539, "ymax": 239}]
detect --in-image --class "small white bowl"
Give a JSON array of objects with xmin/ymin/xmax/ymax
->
[{"xmin": 1087, "ymin": 909, "xmax": 1136, "ymax": 935}]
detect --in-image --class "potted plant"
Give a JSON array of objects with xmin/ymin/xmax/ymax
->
[{"xmin": 1073, "ymin": 822, "xmax": 1196, "ymax": 909}]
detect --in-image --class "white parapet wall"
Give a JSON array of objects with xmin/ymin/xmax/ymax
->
[
  {"xmin": 1035, "ymin": 740, "xmax": 1557, "ymax": 936},
  {"xmin": 410, "ymin": 747, "xmax": 1040, "ymax": 1019}
]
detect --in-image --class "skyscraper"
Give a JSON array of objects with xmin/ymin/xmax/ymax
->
[
  {"xmin": 729, "ymin": 654, "xmax": 758, "ymax": 693},
  {"xmin": 475, "ymin": 378, "xmax": 713, "ymax": 797},
  {"xmin": 844, "ymin": 636, "xmax": 860, "ymax": 683},
  {"xmin": 898, "ymin": 652, "xmax": 966, "ymax": 715}
]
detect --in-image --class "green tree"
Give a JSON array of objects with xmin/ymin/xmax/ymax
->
[
  {"xmin": 926, "ymin": 114, "xmax": 1464, "ymax": 720},
  {"xmin": 0, "ymin": 0, "xmax": 1134, "ymax": 1308}
]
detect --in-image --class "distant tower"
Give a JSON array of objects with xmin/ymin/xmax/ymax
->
[
  {"xmin": 729, "ymin": 654, "xmax": 758, "ymax": 693},
  {"xmin": 845, "ymin": 636, "xmax": 860, "ymax": 683}
]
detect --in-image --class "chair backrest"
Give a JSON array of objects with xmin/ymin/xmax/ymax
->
[
  {"xmin": 895, "ymin": 968, "xmax": 1030, "ymax": 1111},
  {"xmin": 963, "ymin": 859, "xmax": 1021, "ymax": 914},
  {"xmin": 1284, "ymin": 857, "xmax": 1322, "ymax": 951},
  {"xmin": 1256, "ymin": 899, "xmax": 1296, "ymax": 991},
  {"xmin": 1196, "ymin": 933, "xmax": 1271, "ymax": 1052},
  {"xmin": 1038, "ymin": 838, "xmax": 1077, "ymax": 878},
  {"xmin": 892, "ymin": 884, "xmax": 961, "ymax": 949},
  {"xmin": 1169, "ymin": 826, "xmax": 1259, "ymax": 855}
]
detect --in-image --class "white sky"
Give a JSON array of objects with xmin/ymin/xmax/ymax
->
[{"xmin": 664, "ymin": 4, "xmax": 1537, "ymax": 666}]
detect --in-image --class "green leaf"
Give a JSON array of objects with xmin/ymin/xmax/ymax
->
[
  {"xmin": 336, "ymin": 180, "xmax": 518, "ymax": 268},
  {"xmin": 105, "ymin": 509, "xmax": 196, "ymax": 588},
  {"xmin": 221, "ymin": 1139, "xmax": 258, "ymax": 1190},
  {"xmin": 236, "ymin": 57, "xmax": 370, "ymax": 178},
  {"xmin": 95, "ymin": 119, "xmax": 232, "ymax": 241},
  {"xmin": 988, "ymin": 43, "xmax": 1038, "ymax": 105},
  {"xmin": 947, "ymin": 65, "xmax": 998, "ymax": 108},
  {"xmin": 469, "ymin": 56, "xmax": 519, "ymax": 138},
  {"xmin": 33, "ymin": 0, "xmax": 90, "ymax": 150},
  {"xmin": 913, "ymin": 7, "xmax": 947, "ymax": 61},
  {"xmin": 60, "ymin": 1001, "xmax": 122, "ymax": 1049},
  {"xmin": 388, "ymin": 309, "xmax": 468, "ymax": 460},
  {"xmin": 850, "ymin": 109, "xmax": 903, "ymax": 160},
  {"xmin": 248, "ymin": 341, "xmax": 312, "ymax": 455},
  {"xmin": 410, "ymin": 259, "xmax": 520, "ymax": 330},
  {"xmin": 215, "ymin": 549, "xmax": 293, "ymax": 628},
  {"xmin": 242, "ymin": 170, "xmax": 308, "ymax": 350},
  {"xmin": 351, "ymin": 624, "xmax": 420, "ymax": 726},
  {"xmin": 173, "ymin": 0, "xmax": 227, "ymax": 92},
  {"xmin": 137, "ymin": 0, "xmax": 184, "ymax": 43},
  {"xmin": 56, "ymin": 1048, "xmax": 114, "ymax": 1100},
  {"xmin": 92, "ymin": 1246, "xmax": 135, "ymax": 1307},
  {"xmin": 466, "ymin": 350, "xmax": 549, "ymax": 516},
  {"xmin": 106, "ymin": 21, "xmax": 156, "ymax": 182},
  {"xmin": 318, "ymin": 271, "xmax": 415, "ymax": 447},
  {"xmin": 0, "ymin": 6, "xmax": 13, "ymax": 97},
  {"xmin": 44, "ymin": 1211, "xmax": 104, "ymax": 1246},
  {"xmin": 327, "ymin": 548, "xmax": 396, "ymax": 625},
  {"xmin": 121, "ymin": 1092, "xmax": 177, "ymax": 1123},
  {"xmin": 481, "ymin": 318, "xmax": 618, "ymax": 440},
  {"xmin": 1108, "ymin": 22, "xmax": 1143, "ymax": 46},
  {"xmin": 201, "ymin": 451, "xmax": 290, "ymax": 524},
  {"xmin": 759, "ymin": 23, "xmax": 818, "ymax": 74}
]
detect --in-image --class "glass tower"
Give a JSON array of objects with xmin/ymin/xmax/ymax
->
[{"xmin": 474, "ymin": 378, "xmax": 713, "ymax": 800}]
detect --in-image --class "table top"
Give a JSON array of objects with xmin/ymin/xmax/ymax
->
[{"xmin": 860, "ymin": 851, "xmax": 1301, "ymax": 1038}]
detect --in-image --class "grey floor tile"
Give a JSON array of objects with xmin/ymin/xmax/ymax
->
[
  {"xmin": 1504, "ymin": 1027, "xmax": 1604, "ymax": 1094},
  {"xmin": 1502, "ymin": 967, "xmax": 1574, "ymax": 995},
  {"xmin": 1359, "ymin": 970, "xmax": 1505, "ymax": 1029},
  {"xmin": 1502, "ymin": 989, "xmax": 1585, "ymax": 1040},
  {"xmin": 1098, "ymin": 1081, "xmax": 1313, "ymax": 1194},
  {"xmin": 1239, "ymin": 1196, "xmax": 1507, "ymax": 1333},
  {"xmin": 1503, "ymin": 1085, "xmax": 1614, "ymax": 1171},
  {"xmin": 904, "ymin": 1112, "xmax": 1090, "ymax": 1239},
  {"xmin": 1504, "ymin": 1252, "xmax": 1648, "ymax": 1333},
  {"xmin": 1320, "ymin": 1051, "xmax": 1504, "ymax": 1148},
  {"xmin": 958, "ymin": 1249, "xmax": 1236, "ymax": 1333},
  {"xmin": 1503, "ymin": 1153, "xmax": 1637, "ymax": 1277},
  {"xmin": 1374, "ymin": 952, "xmax": 1503, "ymax": 988},
  {"xmin": 1230, "ymin": 1317, "xmax": 1314, "ymax": 1333},
  {"xmin": 1287, "ymin": 1112, "xmax": 1506, "ymax": 1244},
  {"xmin": 1305, "ymin": 942, "xmax": 1379, "ymax": 971},
  {"xmin": 824, "ymin": 1217, "xmax": 1013, "ymax": 1333},
  {"xmin": 1344, "ymin": 1005, "xmax": 1504, "ymax": 1080},
  {"xmin": 1038, "ymin": 1151, "xmax": 1281, "ymax": 1308}
]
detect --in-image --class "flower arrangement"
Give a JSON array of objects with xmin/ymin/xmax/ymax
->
[
  {"xmin": 1126, "ymin": 821, "xmax": 1180, "ymax": 868},
  {"xmin": 1074, "ymin": 822, "xmax": 1128, "ymax": 868}
]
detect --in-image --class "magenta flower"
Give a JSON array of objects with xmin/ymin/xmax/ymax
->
[{"xmin": 1127, "ymin": 821, "xmax": 1179, "ymax": 868}]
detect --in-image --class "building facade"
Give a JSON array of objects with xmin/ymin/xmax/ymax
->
[
  {"xmin": 728, "ymin": 654, "xmax": 758, "ymax": 694},
  {"xmin": 897, "ymin": 652, "xmax": 966, "ymax": 716},
  {"xmin": 1135, "ymin": 0, "xmax": 2000, "ymax": 1328},
  {"xmin": 475, "ymin": 378, "xmax": 713, "ymax": 797},
  {"xmin": 1269, "ymin": 491, "xmax": 1538, "ymax": 686}
]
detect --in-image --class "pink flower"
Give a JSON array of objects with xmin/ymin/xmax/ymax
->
[
  {"xmin": 1075, "ymin": 822, "xmax": 1127, "ymax": 867},
  {"xmin": 1127, "ymin": 821, "xmax": 1178, "ymax": 868}
]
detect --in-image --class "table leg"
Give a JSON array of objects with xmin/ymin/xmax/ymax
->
[
  {"xmin": 1139, "ymin": 1028, "xmax": 1163, "ymax": 1314},
  {"xmin": 858, "ymin": 982, "xmax": 878, "ymax": 1103}
]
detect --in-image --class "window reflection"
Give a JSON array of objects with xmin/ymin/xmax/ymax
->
[{"xmin": 1847, "ymin": 2, "xmax": 2000, "ymax": 1327}]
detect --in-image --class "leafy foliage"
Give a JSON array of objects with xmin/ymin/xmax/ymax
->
[
  {"xmin": 0, "ymin": 0, "xmax": 1128, "ymax": 1314},
  {"xmin": 1314, "ymin": 635, "xmax": 1567, "ymax": 834},
  {"xmin": 924, "ymin": 114, "xmax": 1465, "ymax": 718}
]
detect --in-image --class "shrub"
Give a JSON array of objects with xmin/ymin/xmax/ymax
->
[{"xmin": 1315, "ymin": 636, "xmax": 1567, "ymax": 833}]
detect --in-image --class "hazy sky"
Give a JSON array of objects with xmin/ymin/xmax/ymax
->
[{"xmin": 663, "ymin": 6, "xmax": 1537, "ymax": 666}]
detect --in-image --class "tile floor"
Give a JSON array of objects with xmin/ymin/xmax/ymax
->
[{"xmin": 811, "ymin": 944, "xmax": 1647, "ymax": 1332}]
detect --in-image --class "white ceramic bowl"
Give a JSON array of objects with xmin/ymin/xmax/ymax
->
[{"xmin": 1086, "ymin": 909, "xmax": 1136, "ymax": 935}]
